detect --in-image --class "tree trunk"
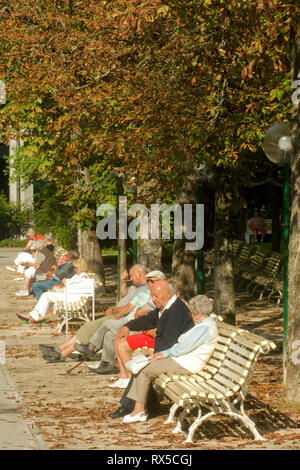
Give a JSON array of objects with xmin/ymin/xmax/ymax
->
[
  {"xmin": 286, "ymin": 34, "xmax": 300, "ymax": 403},
  {"xmin": 78, "ymin": 226, "xmax": 105, "ymax": 288},
  {"xmin": 136, "ymin": 184, "xmax": 162, "ymax": 271},
  {"xmin": 172, "ymin": 179, "xmax": 197, "ymax": 301},
  {"xmin": 214, "ymin": 177, "xmax": 235, "ymax": 325},
  {"xmin": 77, "ymin": 166, "xmax": 105, "ymax": 288}
]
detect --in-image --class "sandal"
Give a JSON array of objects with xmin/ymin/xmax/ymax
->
[{"xmin": 16, "ymin": 314, "xmax": 30, "ymax": 323}]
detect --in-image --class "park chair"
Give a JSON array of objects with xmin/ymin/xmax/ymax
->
[
  {"xmin": 247, "ymin": 252, "xmax": 283, "ymax": 299},
  {"xmin": 54, "ymin": 278, "xmax": 95, "ymax": 338},
  {"xmin": 233, "ymin": 244, "xmax": 257, "ymax": 272},
  {"xmin": 237, "ymin": 247, "xmax": 272, "ymax": 289}
]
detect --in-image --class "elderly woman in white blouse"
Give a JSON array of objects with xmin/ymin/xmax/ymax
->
[
  {"xmin": 16, "ymin": 258, "xmax": 90, "ymax": 324},
  {"xmin": 122, "ymin": 295, "xmax": 219, "ymax": 424}
]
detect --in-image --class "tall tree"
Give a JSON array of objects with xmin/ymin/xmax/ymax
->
[{"xmin": 286, "ymin": 34, "xmax": 300, "ymax": 403}]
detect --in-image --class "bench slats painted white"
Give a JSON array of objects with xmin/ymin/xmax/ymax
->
[{"xmin": 154, "ymin": 319, "xmax": 276, "ymax": 443}]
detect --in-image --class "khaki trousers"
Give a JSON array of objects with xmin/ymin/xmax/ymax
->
[{"xmin": 127, "ymin": 358, "xmax": 190, "ymax": 406}]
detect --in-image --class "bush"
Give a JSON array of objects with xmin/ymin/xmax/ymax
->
[
  {"xmin": 0, "ymin": 238, "xmax": 27, "ymax": 247},
  {"xmin": 0, "ymin": 193, "xmax": 33, "ymax": 240},
  {"xmin": 33, "ymin": 183, "xmax": 75, "ymax": 250}
]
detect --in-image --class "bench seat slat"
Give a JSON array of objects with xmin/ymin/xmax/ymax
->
[
  {"xmin": 229, "ymin": 342, "xmax": 256, "ymax": 358},
  {"xmin": 218, "ymin": 366, "xmax": 246, "ymax": 384},
  {"xmin": 225, "ymin": 350, "xmax": 253, "ymax": 368},
  {"xmin": 212, "ymin": 373, "xmax": 243, "ymax": 392},
  {"xmin": 223, "ymin": 358, "xmax": 249, "ymax": 376},
  {"xmin": 206, "ymin": 378, "xmax": 234, "ymax": 396},
  {"xmin": 233, "ymin": 335, "xmax": 261, "ymax": 351}
]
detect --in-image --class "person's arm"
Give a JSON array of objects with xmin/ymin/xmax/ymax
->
[
  {"xmin": 56, "ymin": 263, "xmax": 75, "ymax": 280},
  {"xmin": 111, "ymin": 286, "xmax": 152, "ymax": 320},
  {"xmin": 119, "ymin": 269, "xmax": 129, "ymax": 299},
  {"xmin": 134, "ymin": 306, "xmax": 151, "ymax": 319},
  {"xmin": 125, "ymin": 308, "xmax": 158, "ymax": 332},
  {"xmin": 111, "ymin": 302, "xmax": 135, "ymax": 319},
  {"xmin": 162, "ymin": 324, "xmax": 211, "ymax": 358}
]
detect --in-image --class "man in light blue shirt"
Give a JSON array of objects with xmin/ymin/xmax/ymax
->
[{"xmin": 81, "ymin": 264, "xmax": 153, "ymax": 375}]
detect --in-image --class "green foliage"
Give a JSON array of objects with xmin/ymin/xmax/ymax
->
[
  {"xmin": 33, "ymin": 182, "xmax": 75, "ymax": 249},
  {"xmin": 0, "ymin": 238, "xmax": 27, "ymax": 247},
  {"xmin": 0, "ymin": 0, "xmax": 298, "ymax": 224},
  {"xmin": 0, "ymin": 192, "xmax": 33, "ymax": 238}
]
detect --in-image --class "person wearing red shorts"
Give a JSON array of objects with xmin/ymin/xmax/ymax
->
[
  {"xmin": 110, "ymin": 270, "xmax": 167, "ymax": 389},
  {"xmin": 110, "ymin": 330, "xmax": 156, "ymax": 389}
]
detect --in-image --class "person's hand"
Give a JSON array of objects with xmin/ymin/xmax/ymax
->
[
  {"xmin": 53, "ymin": 285, "xmax": 64, "ymax": 291},
  {"xmin": 115, "ymin": 326, "xmax": 130, "ymax": 343},
  {"xmin": 120, "ymin": 269, "xmax": 129, "ymax": 282},
  {"xmin": 148, "ymin": 352, "xmax": 164, "ymax": 361},
  {"xmin": 134, "ymin": 308, "xmax": 145, "ymax": 319},
  {"xmin": 104, "ymin": 307, "xmax": 114, "ymax": 316}
]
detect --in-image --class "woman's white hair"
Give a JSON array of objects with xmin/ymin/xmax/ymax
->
[
  {"xmin": 188, "ymin": 295, "xmax": 214, "ymax": 316},
  {"xmin": 32, "ymin": 239, "xmax": 47, "ymax": 251}
]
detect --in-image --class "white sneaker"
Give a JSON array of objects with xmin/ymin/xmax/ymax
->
[
  {"xmin": 6, "ymin": 266, "xmax": 15, "ymax": 272},
  {"xmin": 123, "ymin": 411, "xmax": 147, "ymax": 423},
  {"xmin": 108, "ymin": 378, "xmax": 130, "ymax": 389},
  {"xmin": 16, "ymin": 290, "xmax": 29, "ymax": 297}
]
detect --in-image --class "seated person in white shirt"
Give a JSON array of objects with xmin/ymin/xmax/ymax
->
[
  {"xmin": 122, "ymin": 294, "xmax": 219, "ymax": 424},
  {"xmin": 16, "ymin": 258, "xmax": 90, "ymax": 324}
]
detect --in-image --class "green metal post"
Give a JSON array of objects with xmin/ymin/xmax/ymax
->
[
  {"xmin": 197, "ymin": 184, "xmax": 205, "ymax": 294},
  {"xmin": 282, "ymin": 165, "xmax": 290, "ymax": 355},
  {"xmin": 117, "ymin": 245, "xmax": 121, "ymax": 301},
  {"xmin": 132, "ymin": 238, "xmax": 138, "ymax": 265}
]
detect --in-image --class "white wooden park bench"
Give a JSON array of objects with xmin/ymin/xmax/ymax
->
[
  {"xmin": 53, "ymin": 277, "xmax": 95, "ymax": 337},
  {"xmin": 153, "ymin": 319, "xmax": 276, "ymax": 443}
]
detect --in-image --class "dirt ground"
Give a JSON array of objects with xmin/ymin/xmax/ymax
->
[{"xmin": 1, "ymin": 250, "xmax": 300, "ymax": 450}]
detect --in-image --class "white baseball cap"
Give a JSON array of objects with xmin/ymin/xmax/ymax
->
[{"xmin": 145, "ymin": 270, "xmax": 166, "ymax": 280}]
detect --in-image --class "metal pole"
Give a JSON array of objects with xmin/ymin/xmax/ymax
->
[
  {"xmin": 197, "ymin": 184, "xmax": 205, "ymax": 294},
  {"xmin": 282, "ymin": 164, "xmax": 290, "ymax": 356},
  {"xmin": 132, "ymin": 237, "xmax": 138, "ymax": 265},
  {"xmin": 117, "ymin": 245, "xmax": 121, "ymax": 301}
]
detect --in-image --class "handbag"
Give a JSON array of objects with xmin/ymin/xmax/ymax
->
[{"xmin": 125, "ymin": 353, "xmax": 150, "ymax": 375}]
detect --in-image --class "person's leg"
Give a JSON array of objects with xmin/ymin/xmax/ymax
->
[
  {"xmin": 76, "ymin": 316, "xmax": 110, "ymax": 345},
  {"xmin": 29, "ymin": 291, "xmax": 62, "ymax": 321},
  {"xmin": 32, "ymin": 279, "xmax": 58, "ymax": 300},
  {"xmin": 127, "ymin": 358, "xmax": 190, "ymax": 416},
  {"xmin": 116, "ymin": 333, "xmax": 155, "ymax": 379},
  {"xmin": 59, "ymin": 336, "xmax": 81, "ymax": 358},
  {"xmin": 115, "ymin": 340, "xmax": 132, "ymax": 379},
  {"xmin": 22, "ymin": 268, "xmax": 35, "ymax": 293},
  {"xmin": 100, "ymin": 317, "xmax": 130, "ymax": 364}
]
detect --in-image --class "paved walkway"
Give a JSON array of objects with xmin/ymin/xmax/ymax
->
[
  {"xmin": 0, "ymin": 365, "xmax": 47, "ymax": 450},
  {"xmin": 0, "ymin": 247, "xmax": 47, "ymax": 450}
]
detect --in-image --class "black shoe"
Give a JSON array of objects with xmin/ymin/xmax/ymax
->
[
  {"xmin": 74, "ymin": 343, "xmax": 96, "ymax": 360},
  {"xmin": 39, "ymin": 345, "xmax": 56, "ymax": 354},
  {"xmin": 44, "ymin": 355, "xmax": 66, "ymax": 363},
  {"xmin": 88, "ymin": 363, "xmax": 119, "ymax": 375},
  {"xmin": 109, "ymin": 406, "xmax": 130, "ymax": 419},
  {"xmin": 43, "ymin": 350, "xmax": 61, "ymax": 361}
]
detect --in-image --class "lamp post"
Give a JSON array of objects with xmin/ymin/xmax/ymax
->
[
  {"xmin": 263, "ymin": 122, "xmax": 292, "ymax": 360},
  {"xmin": 197, "ymin": 183, "xmax": 205, "ymax": 294}
]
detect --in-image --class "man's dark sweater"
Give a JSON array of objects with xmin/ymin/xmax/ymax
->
[
  {"xmin": 125, "ymin": 296, "xmax": 193, "ymax": 352},
  {"xmin": 119, "ymin": 296, "xmax": 194, "ymax": 413}
]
